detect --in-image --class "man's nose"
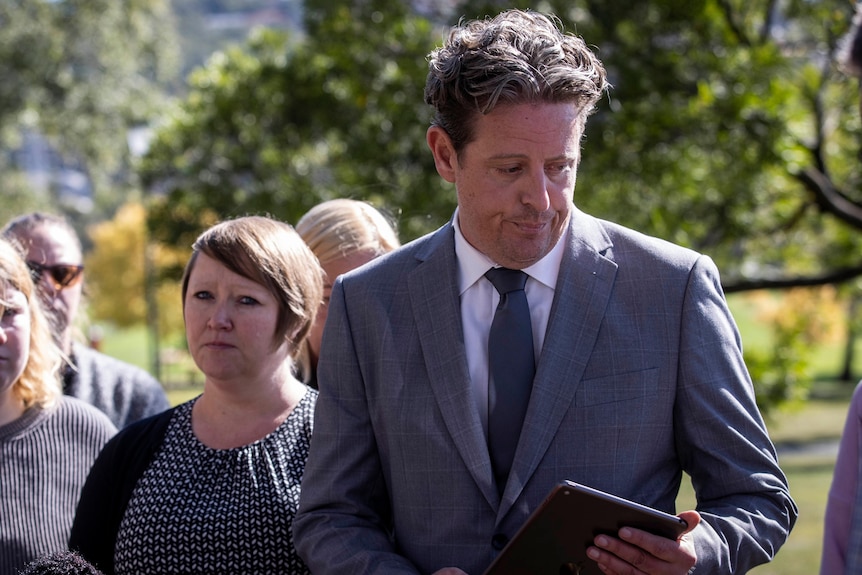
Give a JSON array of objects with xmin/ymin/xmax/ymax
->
[{"xmin": 520, "ymin": 169, "xmax": 551, "ymax": 210}]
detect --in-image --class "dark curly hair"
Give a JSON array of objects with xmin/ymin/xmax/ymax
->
[
  {"xmin": 20, "ymin": 550, "xmax": 105, "ymax": 575},
  {"xmin": 424, "ymin": 9, "xmax": 609, "ymax": 152}
]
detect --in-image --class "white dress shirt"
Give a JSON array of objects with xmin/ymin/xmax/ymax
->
[{"xmin": 453, "ymin": 209, "xmax": 566, "ymax": 434}]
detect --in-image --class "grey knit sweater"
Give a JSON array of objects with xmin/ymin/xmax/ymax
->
[
  {"xmin": 0, "ymin": 397, "xmax": 116, "ymax": 574},
  {"xmin": 64, "ymin": 344, "xmax": 170, "ymax": 429}
]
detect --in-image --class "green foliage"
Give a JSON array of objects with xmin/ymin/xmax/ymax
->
[
  {"xmin": 139, "ymin": 0, "xmax": 862, "ymax": 413},
  {"xmin": 86, "ymin": 203, "xmax": 149, "ymax": 327},
  {"xmin": 0, "ymin": 0, "xmax": 179, "ymax": 222},
  {"xmin": 144, "ymin": 0, "xmax": 862, "ymax": 282},
  {"xmin": 529, "ymin": 0, "xmax": 862, "ymax": 283},
  {"xmin": 142, "ymin": 4, "xmax": 450, "ymax": 260},
  {"xmin": 739, "ymin": 288, "xmax": 846, "ymax": 416},
  {"xmin": 169, "ymin": 0, "xmax": 297, "ymax": 80},
  {"xmin": 0, "ymin": 164, "xmax": 55, "ymax": 217},
  {"xmin": 86, "ymin": 202, "xmax": 187, "ymax": 338},
  {"xmin": 745, "ymin": 337, "xmax": 812, "ymax": 417}
]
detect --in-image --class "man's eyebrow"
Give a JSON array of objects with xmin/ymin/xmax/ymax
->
[{"xmin": 486, "ymin": 153, "xmax": 575, "ymax": 161}]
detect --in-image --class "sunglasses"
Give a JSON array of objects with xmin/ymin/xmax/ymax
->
[{"xmin": 26, "ymin": 261, "xmax": 85, "ymax": 291}]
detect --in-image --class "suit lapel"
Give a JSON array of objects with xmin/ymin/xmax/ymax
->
[
  {"xmin": 408, "ymin": 225, "xmax": 499, "ymax": 508},
  {"xmin": 500, "ymin": 211, "xmax": 618, "ymax": 517}
]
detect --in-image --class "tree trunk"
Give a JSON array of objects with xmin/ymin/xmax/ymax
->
[{"xmin": 842, "ymin": 296, "xmax": 859, "ymax": 383}]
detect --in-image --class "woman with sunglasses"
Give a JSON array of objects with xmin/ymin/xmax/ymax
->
[
  {"xmin": 69, "ymin": 215, "xmax": 323, "ymax": 574},
  {"xmin": 1, "ymin": 213, "xmax": 169, "ymax": 428},
  {"xmin": 0, "ymin": 237, "xmax": 117, "ymax": 573}
]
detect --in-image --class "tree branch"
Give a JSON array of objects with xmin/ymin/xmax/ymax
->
[
  {"xmin": 724, "ymin": 262, "xmax": 862, "ymax": 293},
  {"xmin": 758, "ymin": 0, "xmax": 778, "ymax": 44},
  {"xmin": 794, "ymin": 166, "xmax": 862, "ymax": 230},
  {"xmin": 715, "ymin": 0, "xmax": 751, "ymax": 46}
]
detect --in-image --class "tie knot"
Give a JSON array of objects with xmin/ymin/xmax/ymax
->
[{"xmin": 485, "ymin": 267, "xmax": 528, "ymax": 295}]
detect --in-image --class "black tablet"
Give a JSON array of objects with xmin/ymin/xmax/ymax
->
[{"xmin": 483, "ymin": 481, "xmax": 688, "ymax": 575}]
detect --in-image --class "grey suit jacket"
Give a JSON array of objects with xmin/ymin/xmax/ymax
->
[{"xmin": 294, "ymin": 208, "xmax": 797, "ymax": 574}]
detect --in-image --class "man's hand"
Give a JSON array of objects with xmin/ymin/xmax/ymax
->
[{"xmin": 585, "ymin": 509, "xmax": 701, "ymax": 575}]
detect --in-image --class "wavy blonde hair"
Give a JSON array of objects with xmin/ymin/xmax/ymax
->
[
  {"xmin": 294, "ymin": 199, "xmax": 400, "ymax": 384},
  {"xmin": 0, "ymin": 238, "xmax": 62, "ymax": 408},
  {"xmin": 296, "ymin": 199, "xmax": 400, "ymax": 268}
]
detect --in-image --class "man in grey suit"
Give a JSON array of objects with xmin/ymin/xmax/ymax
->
[{"xmin": 294, "ymin": 9, "xmax": 796, "ymax": 575}]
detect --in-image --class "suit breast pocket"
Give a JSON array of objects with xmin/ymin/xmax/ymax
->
[
  {"xmin": 566, "ymin": 368, "xmax": 676, "ymax": 473},
  {"xmin": 577, "ymin": 367, "xmax": 660, "ymax": 407}
]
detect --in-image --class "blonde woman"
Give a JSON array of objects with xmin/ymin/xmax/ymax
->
[
  {"xmin": 2, "ymin": 212, "xmax": 169, "ymax": 428},
  {"xmin": 0, "ymin": 238, "xmax": 116, "ymax": 573},
  {"xmin": 295, "ymin": 199, "xmax": 400, "ymax": 387}
]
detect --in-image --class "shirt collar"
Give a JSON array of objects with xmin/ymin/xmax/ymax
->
[{"xmin": 453, "ymin": 207, "xmax": 568, "ymax": 295}]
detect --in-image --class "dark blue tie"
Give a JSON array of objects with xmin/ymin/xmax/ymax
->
[{"xmin": 484, "ymin": 267, "xmax": 535, "ymax": 494}]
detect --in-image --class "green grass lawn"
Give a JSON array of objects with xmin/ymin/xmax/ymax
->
[
  {"xmin": 98, "ymin": 323, "xmax": 201, "ymax": 396},
  {"xmin": 751, "ymin": 384, "xmax": 850, "ymax": 574},
  {"xmin": 673, "ymin": 382, "xmax": 851, "ymax": 574},
  {"xmin": 97, "ymin": 323, "xmax": 153, "ymax": 371},
  {"xmin": 758, "ymin": 458, "xmax": 834, "ymax": 574}
]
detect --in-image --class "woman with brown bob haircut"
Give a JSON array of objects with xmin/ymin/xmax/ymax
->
[{"xmin": 70, "ymin": 216, "xmax": 323, "ymax": 575}]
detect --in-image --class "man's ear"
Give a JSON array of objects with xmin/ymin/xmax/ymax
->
[{"xmin": 426, "ymin": 126, "xmax": 457, "ymax": 183}]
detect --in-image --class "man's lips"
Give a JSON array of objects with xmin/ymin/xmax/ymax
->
[{"xmin": 511, "ymin": 220, "xmax": 549, "ymax": 234}]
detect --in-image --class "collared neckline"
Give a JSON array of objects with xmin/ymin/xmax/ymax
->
[{"xmin": 453, "ymin": 207, "xmax": 568, "ymax": 294}]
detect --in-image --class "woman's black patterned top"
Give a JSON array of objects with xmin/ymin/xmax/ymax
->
[{"xmin": 114, "ymin": 390, "xmax": 316, "ymax": 575}]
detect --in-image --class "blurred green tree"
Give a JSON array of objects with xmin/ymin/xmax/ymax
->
[
  {"xmin": 143, "ymin": 0, "xmax": 862, "ymax": 288},
  {"xmin": 138, "ymin": 0, "xmax": 862, "ymax": 406},
  {"xmin": 141, "ymin": 0, "xmax": 446, "ymax": 252},
  {"xmin": 86, "ymin": 202, "xmax": 188, "ymax": 335},
  {"xmin": 0, "ymin": 0, "xmax": 179, "ymax": 222}
]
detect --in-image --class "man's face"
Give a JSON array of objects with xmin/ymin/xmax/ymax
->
[
  {"xmin": 428, "ymin": 102, "xmax": 583, "ymax": 269},
  {"xmin": 19, "ymin": 224, "xmax": 83, "ymax": 353}
]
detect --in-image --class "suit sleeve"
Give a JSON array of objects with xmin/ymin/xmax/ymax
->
[
  {"xmin": 675, "ymin": 256, "xmax": 798, "ymax": 572},
  {"xmin": 293, "ymin": 278, "xmax": 420, "ymax": 575}
]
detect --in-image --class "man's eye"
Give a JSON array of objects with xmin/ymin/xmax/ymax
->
[{"xmin": 497, "ymin": 165, "xmax": 522, "ymax": 175}]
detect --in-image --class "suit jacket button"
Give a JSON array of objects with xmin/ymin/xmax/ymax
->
[{"xmin": 491, "ymin": 533, "xmax": 509, "ymax": 550}]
